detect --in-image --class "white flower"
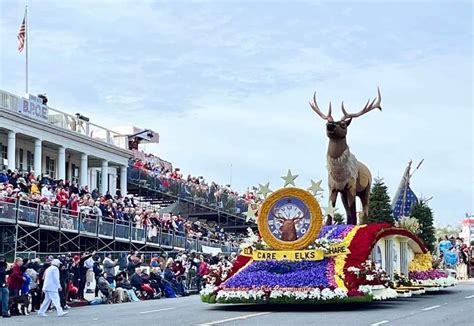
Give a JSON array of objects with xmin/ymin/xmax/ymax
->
[
  {"xmin": 321, "ymin": 288, "xmax": 336, "ymax": 300},
  {"xmin": 358, "ymin": 285, "xmax": 373, "ymax": 295},
  {"xmin": 366, "ymin": 274, "xmax": 375, "ymax": 281},
  {"xmin": 200, "ymin": 284, "xmax": 216, "ymax": 296}
]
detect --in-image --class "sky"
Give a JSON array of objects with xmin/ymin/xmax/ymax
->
[{"xmin": 0, "ymin": 0, "xmax": 472, "ymax": 226}]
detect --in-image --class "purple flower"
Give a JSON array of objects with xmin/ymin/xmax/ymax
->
[
  {"xmin": 224, "ymin": 260, "xmax": 332, "ymax": 289},
  {"xmin": 318, "ymin": 225, "xmax": 355, "ymax": 240},
  {"xmin": 409, "ymin": 270, "xmax": 448, "ymax": 280}
]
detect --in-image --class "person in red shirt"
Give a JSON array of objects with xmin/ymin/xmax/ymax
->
[
  {"xmin": 7, "ymin": 257, "xmax": 24, "ymax": 315},
  {"xmin": 69, "ymin": 194, "xmax": 79, "ymax": 216},
  {"xmin": 56, "ymin": 188, "xmax": 69, "ymax": 207}
]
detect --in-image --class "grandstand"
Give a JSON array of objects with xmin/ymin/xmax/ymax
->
[{"xmin": 0, "ymin": 89, "xmax": 250, "ymax": 260}]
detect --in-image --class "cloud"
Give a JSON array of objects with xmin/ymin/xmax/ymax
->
[{"xmin": 0, "ymin": 1, "xmax": 471, "ymax": 225}]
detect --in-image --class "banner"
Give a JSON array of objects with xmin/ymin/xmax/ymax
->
[
  {"xmin": 17, "ymin": 94, "xmax": 49, "ymax": 122},
  {"xmin": 243, "ymin": 244, "xmax": 350, "ymax": 262},
  {"xmin": 201, "ymin": 245, "xmax": 222, "ymax": 256}
]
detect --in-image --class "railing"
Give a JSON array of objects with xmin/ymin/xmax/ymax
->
[
  {"xmin": 128, "ymin": 165, "xmax": 250, "ymax": 218},
  {"xmin": 0, "ymin": 89, "xmax": 126, "ymax": 149},
  {"xmin": 17, "ymin": 200, "xmax": 39, "ymax": 224},
  {"xmin": 60, "ymin": 208, "xmax": 79, "ymax": 232},
  {"xmin": 1, "ymin": 198, "xmax": 239, "ymax": 253},
  {"xmin": 0, "ymin": 199, "xmax": 17, "ymax": 222},
  {"xmin": 39, "ymin": 205, "xmax": 60, "ymax": 228}
]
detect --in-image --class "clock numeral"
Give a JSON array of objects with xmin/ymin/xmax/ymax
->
[{"xmin": 272, "ymin": 229, "xmax": 279, "ymax": 235}]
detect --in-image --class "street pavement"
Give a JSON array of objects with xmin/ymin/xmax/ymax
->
[{"xmin": 3, "ymin": 280, "xmax": 473, "ymax": 326}]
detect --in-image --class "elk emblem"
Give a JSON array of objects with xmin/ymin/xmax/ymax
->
[
  {"xmin": 309, "ymin": 89, "xmax": 382, "ymax": 225},
  {"xmin": 272, "ymin": 207, "xmax": 305, "ymax": 241}
]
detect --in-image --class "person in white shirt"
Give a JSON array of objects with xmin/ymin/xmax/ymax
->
[{"xmin": 37, "ymin": 259, "xmax": 68, "ymax": 317}]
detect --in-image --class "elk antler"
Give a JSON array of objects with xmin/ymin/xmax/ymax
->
[
  {"xmin": 292, "ymin": 212, "xmax": 305, "ymax": 223},
  {"xmin": 309, "ymin": 92, "xmax": 334, "ymax": 122},
  {"xmin": 272, "ymin": 208, "xmax": 286, "ymax": 224},
  {"xmin": 341, "ymin": 87, "xmax": 382, "ymax": 121}
]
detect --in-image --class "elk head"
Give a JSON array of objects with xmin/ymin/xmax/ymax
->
[
  {"xmin": 272, "ymin": 209, "xmax": 305, "ymax": 242},
  {"xmin": 309, "ymin": 88, "xmax": 382, "ymax": 140}
]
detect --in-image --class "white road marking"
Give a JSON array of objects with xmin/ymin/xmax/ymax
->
[
  {"xmin": 139, "ymin": 307, "xmax": 175, "ymax": 314},
  {"xmin": 370, "ymin": 321, "xmax": 389, "ymax": 326},
  {"xmin": 465, "ymin": 295, "xmax": 474, "ymax": 299},
  {"xmin": 198, "ymin": 312, "xmax": 271, "ymax": 325},
  {"xmin": 422, "ymin": 305, "xmax": 440, "ymax": 311}
]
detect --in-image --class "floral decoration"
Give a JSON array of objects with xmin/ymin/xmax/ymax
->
[{"xmin": 408, "ymin": 252, "xmax": 433, "ymax": 272}]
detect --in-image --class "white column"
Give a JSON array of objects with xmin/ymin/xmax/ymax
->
[
  {"xmin": 34, "ymin": 139, "xmax": 42, "ymax": 177},
  {"xmin": 80, "ymin": 153, "xmax": 88, "ymax": 189},
  {"xmin": 120, "ymin": 165, "xmax": 127, "ymax": 196},
  {"xmin": 101, "ymin": 160, "xmax": 108, "ymax": 195},
  {"xmin": 7, "ymin": 131, "xmax": 16, "ymax": 170},
  {"xmin": 58, "ymin": 146, "xmax": 66, "ymax": 181}
]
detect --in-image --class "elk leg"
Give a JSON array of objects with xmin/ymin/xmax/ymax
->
[
  {"xmin": 345, "ymin": 191, "xmax": 357, "ymax": 225},
  {"xmin": 325, "ymin": 190, "xmax": 338, "ymax": 226},
  {"xmin": 358, "ymin": 188, "xmax": 370, "ymax": 224},
  {"xmin": 340, "ymin": 191, "xmax": 351, "ymax": 224}
]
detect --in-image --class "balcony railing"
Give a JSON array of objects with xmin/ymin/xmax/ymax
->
[
  {"xmin": 0, "ymin": 89, "xmax": 127, "ymax": 149},
  {"xmin": 0, "ymin": 198, "xmax": 239, "ymax": 253},
  {"xmin": 128, "ymin": 165, "xmax": 250, "ymax": 218}
]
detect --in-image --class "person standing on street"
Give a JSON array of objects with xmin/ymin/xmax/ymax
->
[
  {"xmin": 103, "ymin": 253, "xmax": 118, "ymax": 284},
  {"xmin": 37, "ymin": 259, "xmax": 68, "ymax": 317},
  {"xmin": 0, "ymin": 256, "xmax": 11, "ymax": 318}
]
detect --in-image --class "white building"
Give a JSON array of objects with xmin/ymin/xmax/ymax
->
[{"xmin": 0, "ymin": 90, "xmax": 132, "ymax": 196}]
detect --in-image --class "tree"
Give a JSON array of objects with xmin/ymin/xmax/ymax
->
[
  {"xmin": 411, "ymin": 201, "xmax": 436, "ymax": 253},
  {"xmin": 333, "ymin": 212, "xmax": 345, "ymax": 225},
  {"xmin": 367, "ymin": 178, "xmax": 394, "ymax": 224}
]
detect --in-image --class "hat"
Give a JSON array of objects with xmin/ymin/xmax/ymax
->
[
  {"xmin": 51, "ymin": 259, "xmax": 61, "ymax": 267},
  {"xmin": 45, "ymin": 255, "xmax": 54, "ymax": 263},
  {"xmin": 17, "ymin": 177, "xmax": 27, "ymax": 185}
]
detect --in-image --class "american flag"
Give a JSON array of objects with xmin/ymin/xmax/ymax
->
[
  {"xmin": 17, "ymin": 14, "xmax": 26, "ymax": 52},
  {"xmin": 392, "ymin": 163, "xmax": 418, "ymax": 220}
]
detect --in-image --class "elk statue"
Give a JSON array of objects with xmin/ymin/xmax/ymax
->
[
  {"xmin": 309, "ymin": 88, "xmax": 382, "ymax": 225},
  {"xmin": 273, "ymin": 209, "xmax": 305, "ymax": 241}
]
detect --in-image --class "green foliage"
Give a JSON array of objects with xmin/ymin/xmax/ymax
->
[
  {"xmin": 368, "ymin": 178, "xmax": 395, "ymax": 224},
  {"xmin": 333, "ymin": 212, "xmax": 345, "ymax": 225},
  {"xmin": 411, "ymin": 201, "xmax": 436, "ymax": 253}
]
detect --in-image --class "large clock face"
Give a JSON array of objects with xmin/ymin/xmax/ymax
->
[{"xmin": 268, "ymin": 197, "xmax": 311, "ymax": 242}]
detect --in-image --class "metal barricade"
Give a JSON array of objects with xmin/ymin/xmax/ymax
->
[
  {"xmin": 174, "ymin": 232, "xmax": 186, "ymax": 249},
  {"xmin": 187, "ymin": 238, "xmax": 198, "ymax": 251},
  {"xmin": 0, "ymin": 198, "xmax": 17, "ymax": 222},
  {"xmin": 131, "ymin": 225, "xmax": 146, "ymax": 242},
  {"xmin": 98, "ymin": 219, "xmax": 115, "ymax": 238},
  {"xmin": 17, "ymin": 200, "xmax": 39, "ymax": 224},
  {"xmin": 161, "ymin": 230, "xmax": 173, "ymax": 247},
  {"xmin": 39, "ymin": 205, "xmax": 60, "ymax": 228},
  {"xmin": 115, "ymin": 221, "xmax": 131, "ymax": 240},
  {"xmin": 146, "ymin": 226, "xmax": 161, "ymax": 246},
  {"xmin": 80, "ymin": 215, "xmax": 98, "ymax": 235},
  {"xmin": 60, "ymin": 208, "xmax": 79, "ymax": 232}
]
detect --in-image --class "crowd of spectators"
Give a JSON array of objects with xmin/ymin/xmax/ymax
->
[
  {"xmin": 0, "ymin": 169, "xmax": 242, "ymax": 248},
  {"xmin": 0, "ymin": 250, "xmax": 236, "ymax": 318},
  {"xmin": 130, "ymin": 152, "xmax": 259, "ymax": 216}
]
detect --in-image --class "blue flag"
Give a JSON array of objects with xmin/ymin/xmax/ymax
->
[{"xmin": 392, "ymin": 163, "xmax": 418, "ymax": 220}]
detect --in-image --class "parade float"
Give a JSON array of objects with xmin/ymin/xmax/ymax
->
[{"xmin": 201, "ymin": 89, "xmax": 456, "ymax": 305}]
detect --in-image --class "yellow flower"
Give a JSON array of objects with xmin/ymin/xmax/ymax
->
[{"xmin": 408, "ymin": 252, "xmax": 433, "ymax": 272}]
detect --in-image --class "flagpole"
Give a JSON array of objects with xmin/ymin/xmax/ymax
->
[
  {"xmin": 25, "ymin": 5, "xmax": 28, "ymax": 94},
  {"xmin": 401, "ymin": 160, "xmax": 411, "ymax": 217}
]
